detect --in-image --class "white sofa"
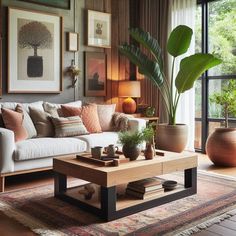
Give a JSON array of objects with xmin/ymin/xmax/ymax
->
[{"xmin": 0, "ymin": 101, "xmax": 146, "ymax": 192}]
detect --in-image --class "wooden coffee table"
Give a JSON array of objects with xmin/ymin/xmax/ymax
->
[{"xmin": 53, "ymin": 151, "xmax": 197, "ymax": 221}]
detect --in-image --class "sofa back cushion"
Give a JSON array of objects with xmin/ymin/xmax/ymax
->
[
  {"xmin": 43, "ymin": 100, "xmax": 82, "ymax": 117},
  {"xmin": 15, "ymin": 104, "xmax": 37, "ymax": 138},
  {"xmin": 1, "ymin": 108, "xmax": 28, "ymax": 142},
  {"xmin": 97, "ymin": 104, "xmax": 116, "ymax": 131},
  {"xmin": 29, "ymin": 107, "xmax": 54, "ymax": 137},
  {"xmin": 51, "ymin": 116, "xmax": 89, "ymax": 138},
  {"xmin": 61, "ymin": 104, "xmax": 102, "ymax": 133},
  {"xmin": 0, "ymin": 101, "xmax": 44, "ymax": 112}
]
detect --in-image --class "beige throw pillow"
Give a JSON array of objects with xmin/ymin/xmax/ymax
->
[
  {"xmin": 97, "ymin": 104, "xmax": 116, "ymax": 131},
  {"xmin": 29, "ymin": 107, "xmax": 54, "ymax": 137},
  {"xmin": 16, "ymin": 104, "xmax": 37, "ymax": 138},
  {"xmin": 51, "ymin": 116, "xmax": 89, "ymax": 138}
]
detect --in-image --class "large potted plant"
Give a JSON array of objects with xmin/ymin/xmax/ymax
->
[
  {"xmin": 206, "ymin": 80, "xmax": 236, "ymax": 166},
  {"xmin": 119, "ymin": 25, "xmax": 221, "ymax": 152}
]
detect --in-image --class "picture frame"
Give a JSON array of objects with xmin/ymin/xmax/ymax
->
[
  {"xmin": 66, "ymin": 32, "xmax": 79, "ymax": 52},
  {"xmin": 84, "ymin": 52, "xmax": 106, "ymax": 97},
  {"xmin": 8, "ymin": 7, "xmax": 63, "ymax": 93},
  {"xmin": 87, "ymin": 10, "xmax": 111, "ymax": 48},
  {"xmin": 18, "ymin": 0, "xmax": 70, "ymax": 10}
]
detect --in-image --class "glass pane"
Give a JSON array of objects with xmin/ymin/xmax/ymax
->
[
  {"xmin": 208, "ymin": 0, "xmax": 236, "ymax": 76},
  {"xmin": 208, "ymin": 79, "xmax": 236, "ymax": 119},
  {"xmin": 194, "ymin": 121, "xmax": 202, "ymax": 149},
  {"xmin": 195, "ymin": 79, "xmax": 202, "ymax": 118},
  {"xmin": 195, "ymin": 4, "xmax": 202, "ymax": 53}
]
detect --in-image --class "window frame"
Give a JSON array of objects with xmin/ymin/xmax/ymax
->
[{"xmin": 195, "ymin": 0, "xmax": 236, "ymax": 152}]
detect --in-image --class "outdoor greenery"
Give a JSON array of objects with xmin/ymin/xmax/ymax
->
[
  {"xmin": 195, "ymin": 0, "xmax": 236, "ymax": 119},
  {"xmin": 119, "ymin": 25, "xmax": 221, "ymax": 125},
  {"xmin": 210, "ymin": 80, "xmax": 236, "ymax": 128}
]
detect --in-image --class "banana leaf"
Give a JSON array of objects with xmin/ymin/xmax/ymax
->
[
  {"xmin": 167, "ymin": 25, "xmax": 193, "ymax": 57},
  {"xmin": 175, "ymin": 54, "xmax": 222, "ymax": 93},
  {"xmin": 119, "ymin": 44, "xmax": 164, "ymax": 87},
  {"xmin": 129, "ymin": 28, "xmax": 163, "ymax": 69}
]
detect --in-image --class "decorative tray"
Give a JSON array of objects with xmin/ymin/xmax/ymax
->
[{"xmin": 76, "ymin": 153, "xmax": 129, "ymax": 166}]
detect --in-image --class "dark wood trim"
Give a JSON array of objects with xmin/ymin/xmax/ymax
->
[{"xmin": 0, "ymin": 176, "xmax": 5, "ymax": 192}]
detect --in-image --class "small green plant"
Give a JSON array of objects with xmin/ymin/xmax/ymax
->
[
  {"xmin": 141, "ymin": 125, "xmax": 155, "ymax": 143},
  {"xmin": 210, "ymin": 80, "xmax": 236, "ymax": 128},
  {"xmin": 118, "ymin": 126, "xmax": 155, "ymax": 146},
  {"xmin": 118, "ymin": 130, "xmax": 144, "ymax": 147}
]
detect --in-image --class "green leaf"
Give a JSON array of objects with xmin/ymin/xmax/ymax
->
[
  {"xmin": 119, "ymin": 44, "xmax": 164, "ymax": 87},
  {"xmin": 129, "ymin": 28, "xmax": 163, "ymax": 69},
  {"xmin": 167, "ymin": 25, "xmax": 193, "ymax": 57},
  {"xmin": 175, "ymin": 53, "xmax": 222, "ymax": 93}
]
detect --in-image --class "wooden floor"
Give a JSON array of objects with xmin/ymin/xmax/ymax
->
[{"xmin": 0, "ymin": 153, "xmax": 236, "ymax": 236}]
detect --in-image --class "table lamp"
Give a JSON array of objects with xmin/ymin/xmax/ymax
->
[{"xmin": 118, "ymin": 80, "xmax": 141, "ymax": 114}]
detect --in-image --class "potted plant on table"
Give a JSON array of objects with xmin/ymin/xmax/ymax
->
[
  {"xmin": 206, "ymin": 80, "xmax": 236, "ymax": 166},
  {"xmin": 118, "ymin": 126, "xmax": 155, "ymax": 160},
  {"xmin": 119, "ymin": 25, "xmax": 221, "ymax": 152}
]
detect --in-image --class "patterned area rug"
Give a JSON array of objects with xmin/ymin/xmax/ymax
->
[{"xmin": 1, "ymin": 171, "xmax": 236, "ymax": 236}]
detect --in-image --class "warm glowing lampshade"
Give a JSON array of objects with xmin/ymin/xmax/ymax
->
[{"xmin": 118, "ymin": 81, "xmax": 141, "ymax": 114}]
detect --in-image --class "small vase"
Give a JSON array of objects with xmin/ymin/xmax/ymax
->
[
  {"xmin": 144, "ymin": 143, "xmax": 155, "ymax": 160},
  {"xmin": 122, "ymin": 144, "xmax": 141, "ymax": 161}
]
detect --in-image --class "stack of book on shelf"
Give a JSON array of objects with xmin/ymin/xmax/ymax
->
[{"xmin": 126, "ymin": 177, "xmax": 164, "ymax": 199}]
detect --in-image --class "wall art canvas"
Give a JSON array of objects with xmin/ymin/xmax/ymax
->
[
  {"xmin": 84, "ymin": 52, "xmax": 106, "ymax": 97},
  {"xmin": 8, "ymin": 7, "xmax": 63, "ymax": 93},
  {"xmin": 87, "ymin": 10, "xmax": 111, "ymax": 48}
]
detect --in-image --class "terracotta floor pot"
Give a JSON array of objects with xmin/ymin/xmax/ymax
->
[
  {"xmin": 122, "ymin": 144, "xmax": 141, "ymax": 161},
  {"xmin": 206, "ymin": 128, "xmax": 236, "ymax": 167},
  {"xmin": 156, "ymin": 124, "xmax": 188, "ymax": 153}
]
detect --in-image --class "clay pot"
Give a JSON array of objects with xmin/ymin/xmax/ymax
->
[
  {"xmin": 144, "ymin": 143, "xmax": 155, "ymax": 160},
  {"xmin": 206, "ymin": 128, "xmax": 236, "ymax": 167},
  {"xmin": 156, "ymin": 124, "xmax": 188, "ymax": 153},
  {"xmin": 122, "ymin": 144, "xmax": 141, "ymax": 160}
]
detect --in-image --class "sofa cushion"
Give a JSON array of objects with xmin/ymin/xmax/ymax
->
[
  {"xmin": 61, "ymin": 104, "xmax": 102, "ymax": 133},
  {"xmin": 0, "ymin": 101, "xmax": 44, "ymax": 112},
  {"xmin": 51, "ymin": 116, "xmax": 88, "ymax": 137},
  {"xmin": 14, "ymin": 137, "xmax": 87, "ymax": 161},
  {"xmin": 97, "ymin": 104, "xmax": 116, "ymax": 131},
  {"xmin": 29, "ymin": 108, "xmax": 54, "ymax": 137},
  {"xmin": 77, "ymin": 132, "xmax": 120, "ymax": 151},
  {"xmin": 43, "ymin": 100, "xmax": 82, "ymax": 117},
  {"xmin": 1, "ymin": 108, "xmax": 28, "ymax": 142},
  {"xmin": 16, "ymin": 104, "xmax": 37, "ymax": 138}
]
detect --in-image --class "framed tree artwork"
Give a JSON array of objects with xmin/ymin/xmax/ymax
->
[
  {"xmin": 8, "ymin": 7, "xmax": 63, "ymax": 93},
  {"xmin": 87, "ymin": 10, "xmax": 111, "ymax": 48},
  {"xmin": 84, "ymin": 52, "xmax": 106, "ymax": 97}
]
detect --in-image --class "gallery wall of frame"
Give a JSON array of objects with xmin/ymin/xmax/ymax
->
[{"xmin": 0, "ymin": 0, "xmax": 130, "ymax": 109}]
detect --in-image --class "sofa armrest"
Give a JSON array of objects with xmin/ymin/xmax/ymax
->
[
  {"xmin": 0, "ymin": 128, "xmax": 15, "ymax": 174},
  {"xmin": 127, "ymin": 118, "xmax": 146, "ymax": 133}
]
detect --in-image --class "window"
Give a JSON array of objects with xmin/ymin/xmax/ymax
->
[{"xmin": 195, "ymin": 0, "xmax": 236, "ymax": 151}]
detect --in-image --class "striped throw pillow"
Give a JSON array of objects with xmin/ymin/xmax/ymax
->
[{"xmin": 51, "ymin": 116, "xmax": 89, "ymax": 138}]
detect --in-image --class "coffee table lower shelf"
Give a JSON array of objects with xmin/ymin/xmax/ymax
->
[{"xmin": 54, "ymin": 168, "xmax": 197, "ymax": 221}]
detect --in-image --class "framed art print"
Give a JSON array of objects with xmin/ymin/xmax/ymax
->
[
  {"xmin": 87, "ymin": 10, "xmax": 111, "ymax": 48},
  {"xmin": 8, "ymin": 7, "xmax": 63, "ymax": 93},
  {"xmin": 67, "ymin": 32, "xmax": 79, "ymax": 52},
  {"xmin": 84, "ymin": 52, "xmax": 106, "ymax": 97}
]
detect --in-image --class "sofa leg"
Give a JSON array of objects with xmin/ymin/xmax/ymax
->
[{"xmin": 0, "ymin": 176, "xmax": 5, "ymax": 192}]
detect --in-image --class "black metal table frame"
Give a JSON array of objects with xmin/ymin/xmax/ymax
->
[{"xmin": 54, "ymin": 167, "xmax": 197, "ymax": 221}]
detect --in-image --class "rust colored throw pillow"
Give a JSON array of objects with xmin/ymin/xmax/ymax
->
[
  {"xmin": 61, "ymin": 104, "xmax": 102, "ymax": 133},
  {"xmin": 1, "ymin": 108, "xmax": 28, "ymax": 142}
]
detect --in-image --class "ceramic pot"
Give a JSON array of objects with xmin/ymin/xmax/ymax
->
[
  {"xmin": 156, "ymin": 124, "xmax": 188, "ymax": 153},
  {"xmin": 206, "ymin": 128, "xmax": 236, "ymax": 167},
  {"xmin": 144, "ymin": 143, "xmax": 155, "ymax": 160},
  {"xmin": 122, "ymin": 144, "xmax": 141, "ymax": 160}
]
